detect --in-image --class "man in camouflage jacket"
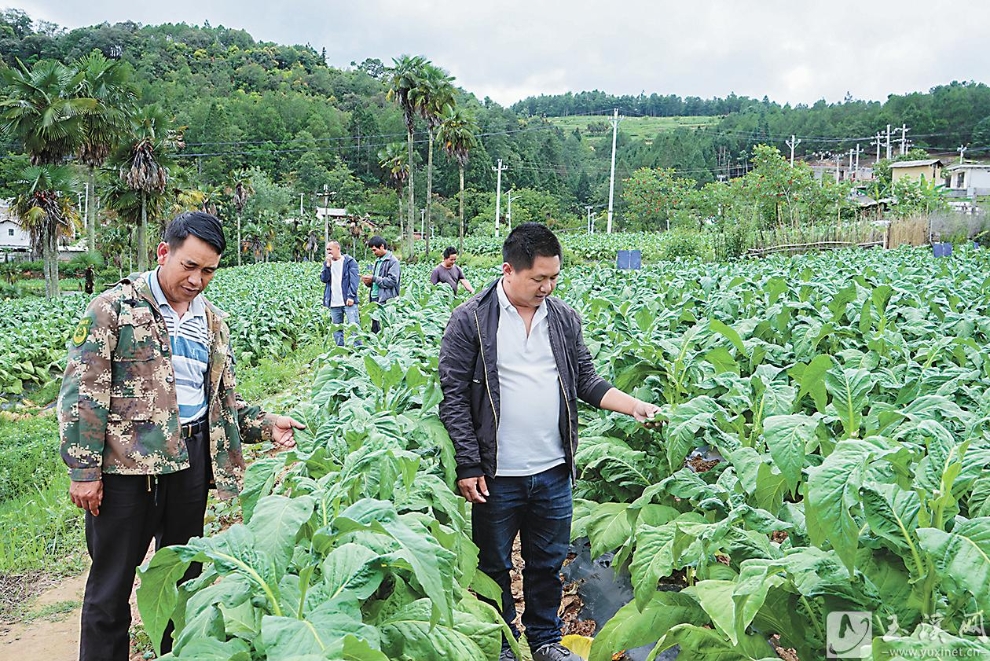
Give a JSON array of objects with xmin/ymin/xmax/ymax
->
[{"xmin": 59, "ymin": 211, "xmax": 304, "ymax": 661}]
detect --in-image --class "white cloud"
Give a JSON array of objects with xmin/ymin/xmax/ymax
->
[{"xmin": 10, "ymin": 0, "xmax": 990, "ymax": 108}]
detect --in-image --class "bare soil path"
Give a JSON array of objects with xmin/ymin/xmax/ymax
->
[{"xmin": 1, "ymin": 547, "xmax": 155, "ymax": 661}]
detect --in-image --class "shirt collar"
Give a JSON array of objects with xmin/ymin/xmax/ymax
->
[
  {"xmin": 496, "ymin": 278, "xmax": 547, "ymax": 321},
  {"xmin": 148, "ymin": 267, "xmax": 206, "ymax": 317}
]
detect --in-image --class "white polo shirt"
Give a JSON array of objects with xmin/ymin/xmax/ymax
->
[
  {"xmin": 494, "ymin": 279, "xmax": 565, "ymax": 476},
  {"xmin": 148, "ymin": 269, "xmax": 209, "ymax": 424}
]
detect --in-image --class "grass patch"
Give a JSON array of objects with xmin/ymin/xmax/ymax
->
[
  {"xmin": 0, "ymin": 471, "xmax": 86, "ymax": 575},
  {"xmin": 235, "ymin": 338, "xmax": 327, "ymax": 403},
  {"xmin": 547, "ymin": 114, "xmax": 720, "ymax": 141},
  {"xmin": 129, "ymin": 622, "xmax": 155, "ymax": 658},
  {"xmin": 0, "ymin": 413, "xmax": 64, "ymax": 503},
  {"xmin": 21, "ymin": 599, "xmax": 81, "ymax": 623}
]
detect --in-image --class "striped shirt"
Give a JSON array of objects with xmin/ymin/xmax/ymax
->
[{"xmin": 148, "ymin": 268, "xmax": 209, "ymax": 423}]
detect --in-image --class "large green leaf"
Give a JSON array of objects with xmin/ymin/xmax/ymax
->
[
  {"xmin": 322, "ymin": 542, "xmax": 386, "ymax": 600},
  {"xmin": 589, "ymin": 591, "xmax": 708, "ymax": 661},
  {"xmin": 246, "ymin": 495, "xmax": 315, "ymax": 577},
  {"xmin": 762, "ymin": 414, "xmax": 818, "ymax": 495},
  {"xmin": 860, "ymin": 484, "xmax": 922, "ymax": 558},
  {"xmin": 916, "ymin": 518, "xmax": 990, "ymax": 614},
  {"xmin": 584, "ymin": 501, "xmax": 633, "ymax": 559},
  {"xmin": 789, "ymin": 354, "xmax": 834, "ymax": 414},
  {"xmin": 825, "ymin": 367, "xmax": 875, "ymax": 438},
  {"xmin": 629, "ymin": 523, "xmax": 679, "ymax": 610},
  {"xmin": 137, "ymin": 546, "xmax": 197, "ymax": 655},
  {"xmin": 805, "ymin": 439, "xmax": 873, "ymax": 574},
  {"xmin": 378, "ymin": 598, "xmax": 498, "ymax": 660},
  {"xmin": 375, "ymin": 513, "xmax": 456, "ymax": 626}
]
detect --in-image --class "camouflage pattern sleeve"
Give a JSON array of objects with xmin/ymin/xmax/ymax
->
[
  {"xmin": 58, "ymin": 293, "xmax": 119, "ymax": 481},
  {"xmin": 235, "ymin": 394, "xmax": 274, "ymax": 443}
]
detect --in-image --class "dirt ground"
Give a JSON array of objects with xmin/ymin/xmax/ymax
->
[
  {"xmin": 1, "ymin": 552, "xmax": 152, "ymax": 661},
  {"xmin": 0, "ymin": 570, "xmax": 88, "ymax": 661}
]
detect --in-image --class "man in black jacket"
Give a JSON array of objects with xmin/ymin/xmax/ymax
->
[{"xmin": 438, "ymin": 223, "xmax": 660, "ymax": 661}]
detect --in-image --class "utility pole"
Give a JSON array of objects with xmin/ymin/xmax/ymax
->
[
  {"xmin": 322, "ymin": 185, "xmax": 332, "ymax": 245},
  {"xmin": 493, "ymin": 158, "xmax": 506, "ymax": 237},
  {"xmin": 585, "ymin": 205, "xmax": 593, "ymax": 234},
  {"xmin": 420, "ymin": 208, "xmax": 425, "ymax": 237},
  {"xmin": 506, "ymin": 189, "xmax": 515, "ymax": 231},
  {"xmin": 848, "ymin": 149, "xmax": 855, "ymax": 181},
  {"xmin": 872, "ymin": 132, "xmax": 883, "ymax": 163},
  {"xmin": 852, "ymin": 144, "xmax": 862, "ymax": 180},
  {"xmin": 897, "ymin": 124, "xmax": 911, "ymax": 156},
  {"xmin": 606, "ymin": 108, "xmax": 619, "ymax": 233},
  {"xmin": 835, "ymin": 153, "xmax": 841, "ymax": 183},
  {"xmin": 958, "ymin": 145, "xmax": 968, "ymax": 164},
  {"xmin": 886, "ymin": 124, "xmax": 892, "ymax": 160},
  {"xmin": 785, "ymin": 134, "xmax": 802, "ymax": 167}
]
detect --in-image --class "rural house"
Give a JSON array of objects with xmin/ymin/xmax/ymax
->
[
  {"xmin": 0, "ymin": 199, "xmax": 31, "ymax": 259},
  {"xmin": 943, "ymin": 163, "xmax": 990, "ymax": 198},
  {"xmin": 890, "ymin": 158, "xmax": 943, "ymax": 184}
]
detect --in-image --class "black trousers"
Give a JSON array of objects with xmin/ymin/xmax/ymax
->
[
  {"xmin": 370, "ymin": 299, "xmax": 382, "ymax": 334},
  {"xmin": 79, "ymin": 430, "xmax": 210, "ymax": 661}
]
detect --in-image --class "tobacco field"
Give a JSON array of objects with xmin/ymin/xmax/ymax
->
[{"xmin": 5, "ymin": 246, "xmax": 990, "ymax": 660}]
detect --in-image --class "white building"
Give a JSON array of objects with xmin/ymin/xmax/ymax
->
[
  {"xmin": 0, "ymin": 199, "xmax": 31, "ymax": 255},
  {"xmin": 943, "ymin": 163, "xmax": 990, "ymax": 198}
]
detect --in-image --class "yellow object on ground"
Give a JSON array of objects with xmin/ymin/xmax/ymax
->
[{"xmin": 560, "ymin": 634, "xmax": 592, "ymax": 659}]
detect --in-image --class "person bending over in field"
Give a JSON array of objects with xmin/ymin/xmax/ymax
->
[{"xmin": 430, "ymin": 245, "xmax": 475, "ymax": 295}]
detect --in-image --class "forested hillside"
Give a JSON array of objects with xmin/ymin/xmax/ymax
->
[{"xmin": 1, "ymin": 7, "xmax": 988, "ymax": 249}]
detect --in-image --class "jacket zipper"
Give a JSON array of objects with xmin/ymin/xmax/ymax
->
[
  {"xmin": 474, "ymin": 309, "xmax": 499, "ymax": 438},
  {"xmin": 551, "ymin": 313, "xmax": 575, "ymax": 473}
]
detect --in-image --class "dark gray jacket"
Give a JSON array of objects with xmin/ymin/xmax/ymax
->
[
  {"xmin": 438, "ymin": 280, "xmax": 613, "ymax": 481},
  {"xmin": 369, "ymin": 251, "xmax": 401, "ymax": 303}
]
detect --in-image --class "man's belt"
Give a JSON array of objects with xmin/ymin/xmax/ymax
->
[{"xmin": 180, "ymin": 416, "xmax": 209, "ymax": 439}]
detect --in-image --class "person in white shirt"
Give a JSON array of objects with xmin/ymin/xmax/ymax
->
[
  {"xmin": 438, "ymin": 223, "xmax": 660, "ymax": 661},
  {"xmin": 319, "ymin": 240, "xmax": 360, "ymax": 346}
]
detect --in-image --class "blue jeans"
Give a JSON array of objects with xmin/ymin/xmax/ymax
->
[
  {"xmin": 329, "ymin": 304, "xmax": 360, "ymax": 346},
  {"xmin": 472, "ymin": 463, "xmax": 572, "ymax": 650}
]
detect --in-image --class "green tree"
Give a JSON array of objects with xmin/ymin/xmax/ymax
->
[
  {"xmin": 76, "ymin": 50, "xmax": 137, "ymax": 252},
  {"xmin": 418, "ymin": 63, "xmax": 455, "ymax": 257},
  {"xmin": 437, "ymin": 105, "xmax": 479, "ymax": 252},
  {"xmin": 231, "ymin": 178, "xmax": 251, "ymax": 266},
  {"xmin": 378, "ymin": 141, "xmax": 409, "ymax": 246},
  {"xmin": 13, "ymin": 164, "xmax": 80, "ymax": 296},
  {"xmin": 115, "ymin": 105, "xmax": 181, "ymax": 270},
  {"xmin": 0, "ymin": 58, "xmax": 94, "ymax": 296},
  {"xmin": 386, "ymin": 54, "xmax": 427, "ymax": 256},
  {"xmin": 621, "ymin": 167, "xmax": 695, "ymax": 231}
]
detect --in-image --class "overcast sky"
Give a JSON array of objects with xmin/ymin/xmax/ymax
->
[{"xmin": 10, "ymin": 0, "xmax": 990, "ymax": 111}]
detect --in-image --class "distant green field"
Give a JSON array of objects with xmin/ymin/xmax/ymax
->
[{"xmin": 547, "ymin": 114, "xmax": 721, "ymax": 141}]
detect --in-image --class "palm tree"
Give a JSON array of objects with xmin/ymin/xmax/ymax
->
[
  {"xmin": 378, "ymin": 142, "xmax": 409, "ymax": 242},
  {"xmin": 232, "ymin": 179, "xmax": 252, "ymax": 266},
  {"xmin": 0, "ymin": 58, "xmax": 94, "ymax": 297},
  {"xmin": 76, "ymin": 51, "xmax": 136, "ymax": 253},
  {"xmin": 102, "ymin": 171, "xmax": 168, "ymax": 273},
  {"xmin": 115, "ymin": 105, "xmax": 182, "ymax": 270},
  {"xmin": 418, "ymin": 64, "xmax": 455, "ymax": 258},
  {"xmin": 437, "ymin": 106, "xmax": 479, "ymax": 253},
  {"xmin": 0, "ymin": 59, "xmax": 93, "ymax": 165},
  {"xmin": 13, "ymin": 165, "xmax": 80, "ymax": 297},
  {"xmin": 386, "ymin": 54, "xmax": 427, "ymax": 257}
]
